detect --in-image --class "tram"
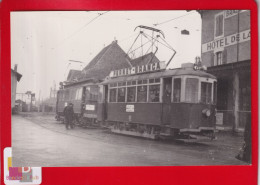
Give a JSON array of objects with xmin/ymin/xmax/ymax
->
[{"xmin": 98, "ymin": 62, "xmax": 217, "ymax": 139}]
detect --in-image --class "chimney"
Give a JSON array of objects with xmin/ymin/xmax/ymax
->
[{"xmin": 14, "ymin": 64, "xmax": 18, "ymax": 71}]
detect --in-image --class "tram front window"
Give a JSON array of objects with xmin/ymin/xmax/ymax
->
[
  {"xmin": 86, "ymin": 86, "xmax": 98, "ymax": 101},
  {"xmin": 185, "ymin": 78, "xmax": 199, "ymax": 103},
  {"xmin": 90, "ymin": 86, "xmax": 98, "ymax": 101},
  {"xmin": 75, "ymin": 88, "xmax": 82, "ymax": 100},
  {"xmin": 201, "ymin": 82, "xmax": 212, "ymax": 104},
  {"xmin": 173, "ymin": 78, "xmax": 181, "ymax": 102}
]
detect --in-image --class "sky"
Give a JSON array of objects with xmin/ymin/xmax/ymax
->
[{"xmin": 11, "ymin": 11, "xmax": 202, "ymax": 100}]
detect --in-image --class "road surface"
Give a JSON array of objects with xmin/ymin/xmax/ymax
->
[{"xmin": 12, "ymin": 112, "xmax": 247, "ymax": 167}]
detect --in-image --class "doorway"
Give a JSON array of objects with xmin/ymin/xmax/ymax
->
[{"xmin": 162, "ymin": 78, "xmax": 172, "ymax": 125}]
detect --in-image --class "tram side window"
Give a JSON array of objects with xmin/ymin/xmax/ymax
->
[
  {"xmin": 109, "ymin": 89, "xmax": 117, "ymax": 102},
  {"xmin": 201, "ymin": 82, "xmax": 212, "ymax": 104},
  {"xmin": 117, "ymin": 87, "xmax": 126, "ymax": 102},
  {"xmin": 173, "ymin": 78, "xmax": 181, "ymax": 102},
  {"xmin": 137, "ymin": 85, "xmax": 147, "ymax": 102},
  {"xmin": 127, "ymin": 86, "xmax": 136, "ymax": 102},
  {"xmin": 149, "ymin": 85, "xmax": 160, "ymax": 102},
  {"xmin": 185, "ymin": 78, "xmax": 199, "ymax": 103}
]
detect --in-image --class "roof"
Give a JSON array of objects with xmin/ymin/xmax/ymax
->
[
  {"xmin": 66, "ymin": 69, "xmax": 81, "ymax": 81},
  {"xmin": 64, "ymin": 77, "xmax": 100, "ymax": 88},
  {"xmin": 15, "ymin": 99, "xmax": 26, "ymax": 104},
  {"xmin": 11, "ymin": 69, "xmax": 22, "ymax": 81},
  {"xmin": 83, "ymin": 44, "xmax": 111, "ymax": 71},
  {"xmin": 78, "ymin": 41, "xmax": 132, "ymax": 81},
  {"xmin": 130, "ymin": 52, "xmax": 160, "ymax": 67},
  {"xmin": 102, "ymin": 68, "xmax": 216, "ymax": 84}
]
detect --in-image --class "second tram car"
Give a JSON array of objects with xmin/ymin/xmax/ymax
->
[{"xmin": 56, "ymin": 79, "xmax": 100, "ymax": 126}]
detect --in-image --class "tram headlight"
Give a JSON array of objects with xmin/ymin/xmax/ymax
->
[{"xmin": 202, "ymin": 109, "xmax": 211, "ymax": 117}]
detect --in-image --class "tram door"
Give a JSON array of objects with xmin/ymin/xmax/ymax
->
[
  {"xmin": 81, "ymin": 87, "xmax": 86, "ymax": 113},
  {"xmin": 162, "ymin": 78, "xmax": 172, "ymax": 125}
]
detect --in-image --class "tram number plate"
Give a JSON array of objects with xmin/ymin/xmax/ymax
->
[
  {"xmin": 126, "ymin": 105, "xmax": 134, "ymax": 112},
  {"xmin": 216, "ymin": 113, "xmax": 223, "ymax": 125},
  {"xmin": 86, "ymin": 104, "xmax": 95, "ymax": 111}
]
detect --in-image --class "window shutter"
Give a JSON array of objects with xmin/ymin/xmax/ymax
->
[
  {"xmin": 211, "ymin": 52, "xmax": 215, "ymax": 66},
  {"xmin": 215, "ymin": 13, "xmax": 224, "ymax": 37},
  {"xmin": 219, "ymin": 14, "xmax": 224, "ymax": 36},
  {"xmin": 222, "ymin": 49, "xmax": 227, "ymax": 64},
  {"xmin": 215, "ymin": 16, "xmax": 219, "ymax": 37}
]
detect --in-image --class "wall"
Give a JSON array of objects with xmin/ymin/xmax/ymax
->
[{"xmin": 201, "ymin": 10, "xmax": 251, "ymax": 66}]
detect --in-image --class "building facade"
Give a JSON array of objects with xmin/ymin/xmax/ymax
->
[
  {"xmin": 16, "ymin": 91, "xmax": 36, "ymax": 112},
  {"xmin": 200, "ymin": 10, "xmax": 251, "ymax": 130}
]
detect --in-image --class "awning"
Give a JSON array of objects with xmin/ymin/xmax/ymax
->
[{"xmin": 207, "ymin": 60, "xmax": 251, "ymax": 78}]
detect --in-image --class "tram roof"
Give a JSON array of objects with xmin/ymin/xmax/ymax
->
[{"xmin": 102, "ymin": 68, "xmax": 216, "ymax": 84}]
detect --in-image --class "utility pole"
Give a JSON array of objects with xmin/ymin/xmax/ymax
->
[{"xmin": 38, "ymin": 90, "xmax": 41, "ymax": 112}]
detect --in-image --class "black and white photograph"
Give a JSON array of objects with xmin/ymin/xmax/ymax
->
[{"xmin": 11, "ymin": 10, "xmax": 251, "ymax": 167}]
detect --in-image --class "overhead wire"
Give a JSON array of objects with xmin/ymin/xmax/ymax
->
[
  {"xmin": 56, "ymin": 11, "xmax": 110, "ymax": 47},
  {"xmin": 153, "ymin": 11, "xmax": 196, "ymax": 27}
]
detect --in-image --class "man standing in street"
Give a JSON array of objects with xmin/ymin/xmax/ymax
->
[{"xmin": 63, "ymin": 103, "xmax": 75, "ymax": 129}]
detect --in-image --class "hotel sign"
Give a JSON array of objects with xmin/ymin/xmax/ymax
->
[
  {"xmin": 109, "ymin": 61, "xmax": 166, "ymax": 78},
  {"xmin": 225, "ymin": 10, "xmax": 247, "ymax": 19},
  {"xmin": 202, "ymin": 29, "xmax": 250, "ymax": 53}
]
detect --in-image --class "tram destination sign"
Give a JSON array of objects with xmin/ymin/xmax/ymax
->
[{"xmin": 109, "ymin": 61, "xmax": 166, "ymax": 78}]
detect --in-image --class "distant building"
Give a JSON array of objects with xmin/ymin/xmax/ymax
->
[
  {"xmin": 16, "ymin": 91, "xmax": 36, "ymax": 112},
  {"xmin": 15, "ymin": 99, "xmax": 26, "ymax": 112},
  {"xmin": 199, "ymin": 10, "xmax": 251, "ymax": 130},
  {"xmin": 41, "ymin": 85, "xmax": 58, "ymax": 112},
  {"xmin": 11, "ymin": 64, "xmax": 22, "ymax": 109}
]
